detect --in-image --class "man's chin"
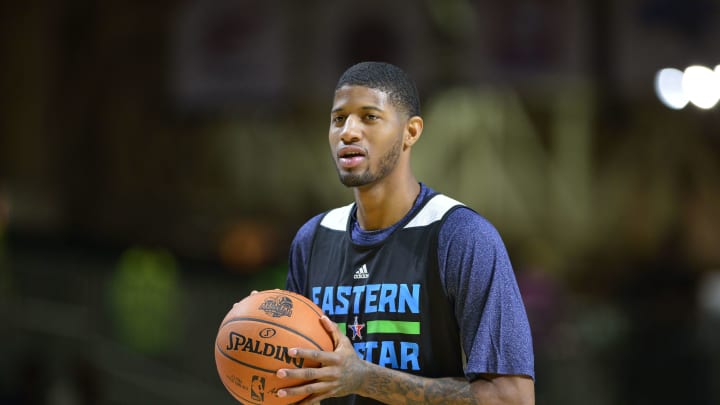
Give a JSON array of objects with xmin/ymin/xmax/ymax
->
[{"xmin": 338, "ymin": 173, "xmax": 372, "ymax": 188}]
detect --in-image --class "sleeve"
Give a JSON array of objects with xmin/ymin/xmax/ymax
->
[
  {"xmin": 285, "ymin": 214, "xmax": 324, "ymax": 294},
  {"xmin": 438, "ymin": 208, "xmax": 535, "ymax": 381}
]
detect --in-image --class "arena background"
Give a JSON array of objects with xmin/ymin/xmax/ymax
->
[{"xmin": 1, "ymin": 1, "xmax": 720, "ymax": 404}]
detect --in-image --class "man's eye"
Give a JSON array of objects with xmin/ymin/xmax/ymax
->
[
  {"xmin": 332, "ymin": 116, "xmax": 345, "ymax": 124},
  {"xmin": 366, "ymin": 114, "xmax": 378, "ymax": 121}
]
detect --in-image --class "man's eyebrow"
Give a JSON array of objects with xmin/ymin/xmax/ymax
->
[{"xmin": 331, "ymin": 106, "xmax": 384, "ymax": 114}]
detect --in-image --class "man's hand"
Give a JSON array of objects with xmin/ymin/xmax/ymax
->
[
  {"xmin": 274, "ymin": 315, "xmax": 534, "ymax": 405},
  {"xmin": 276, "ymin": 316, "xmax": 369, "ymax": 403}
]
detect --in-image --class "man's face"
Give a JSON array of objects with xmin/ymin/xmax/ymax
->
[{"xmin": 329, "ymin": 85, "xmax": 406, "ymax": 188}]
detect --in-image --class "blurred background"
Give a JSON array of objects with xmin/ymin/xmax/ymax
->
[{"xmin": 1, "ymin": 0, "xmax": 720, "ymax": 404}]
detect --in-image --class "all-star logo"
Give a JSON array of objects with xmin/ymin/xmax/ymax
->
[
  {"xmin": 353, "ymin": 264, "xmax": 369, "ymax": 280},
  {"xmin": 258, "ymin": 296, "xmax": 293, "ymax": 318},
  {"xmin": 348, "ymin": 316, "xmax": 365, "ymax": 340}
]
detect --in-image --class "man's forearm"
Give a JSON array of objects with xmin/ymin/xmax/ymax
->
[{"xmin": 357, "ymin": 363, "xmax": 533, "ymax": 405}]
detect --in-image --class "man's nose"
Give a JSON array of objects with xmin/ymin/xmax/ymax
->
[{"xmin": 340, "ymin": 116, "xmax": 362, "ymax": 143}]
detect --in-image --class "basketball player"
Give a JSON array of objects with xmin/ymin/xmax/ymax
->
[{"xmin": 279, "ymin": 62, "xmax": 535, "ymax": 404}]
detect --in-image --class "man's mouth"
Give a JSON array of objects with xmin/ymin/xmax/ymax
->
[{"xmin": 338, "ymin": 147, "xmax": 366, "ymax": 168}]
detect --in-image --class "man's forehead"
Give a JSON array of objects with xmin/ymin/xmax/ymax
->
[{"xmin": 332, "ymin": 85, "xmax": 391, "ymax": 107}]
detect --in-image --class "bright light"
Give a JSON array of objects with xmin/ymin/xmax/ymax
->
[
  {"xmin": 654, "ymin": 64, "xmax": 720, "ymax": 110},
  {"xmin": 654, "ymin": 68, "xmax": 688, "ymax": 110},
  {"xmin": 682, "ymin": 65, "xmax": 720, "ymax": 109}
]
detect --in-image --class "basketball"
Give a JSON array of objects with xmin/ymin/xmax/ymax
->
[{"xmin": 214, "ymin": 290, "xmax": 334, "ymax": 404}]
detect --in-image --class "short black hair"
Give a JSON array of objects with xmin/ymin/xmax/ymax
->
[{"xmin": 335, "ymin": 61, "xmax": 420, "ymax": 117}]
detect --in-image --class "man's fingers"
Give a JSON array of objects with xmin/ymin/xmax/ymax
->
[
  {"xmin": 319, "ymin": 316, "xmax": 343, "ymax": 348},
  {"xmin": 278, "ymin": 365, "xmax": 321, "ymax": 381},
  {"xmin": 276, "ymin": 380, "xmax": 336, "ymax": 401},
  {"xmin": 288, "ymin": 347, "xmax": 335, "ymax": 364},
  {"xmin": 320, "ymin": 315, "xmax": 338, "ymax": 332}
]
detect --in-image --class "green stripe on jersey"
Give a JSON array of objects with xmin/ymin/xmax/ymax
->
[
  {"xmin": 366, "ymin": 320, "xmax": 420, "ymax": 335},
  {"xmin": 338, "ymin": 320, "xmax": 420, "ymax": 335}
]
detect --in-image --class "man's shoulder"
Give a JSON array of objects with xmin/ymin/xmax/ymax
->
[
  {"xmin": 432, "ymin": 196, "xmax": 503, "ymax": 242},
  {"xmin": 292, "ymin": 213, "xmax": 324, "ymax": 245},
  {"xmin": 443, "ymin": 215, "xmax": 507, "ymax": 263}
]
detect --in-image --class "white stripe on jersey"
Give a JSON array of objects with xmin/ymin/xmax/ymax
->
[
  {"xmin": 404, "ymin": 194, "xmax": 464, "ymax": 228},
  {"xmin": 319, "ymin": 203, "xmax": 354, "ymax": 231}
]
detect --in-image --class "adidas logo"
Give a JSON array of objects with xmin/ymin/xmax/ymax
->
[{"xmin": 353, "ymin": 264, "xmax": 369, "ymax": 280}]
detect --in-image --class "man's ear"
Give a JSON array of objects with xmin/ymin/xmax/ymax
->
[{"xmin": 404, "ymin": 116, "xmax": 424, "ymax": 148}]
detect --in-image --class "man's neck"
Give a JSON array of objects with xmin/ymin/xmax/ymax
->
[{"xmin": 353, "ymin": 180, "xmax": 420, "ymax": 231}]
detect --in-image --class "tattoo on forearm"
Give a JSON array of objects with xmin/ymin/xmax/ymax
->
[
  {"xmin": 364, "ymin": 372, "xmax": 479, "ymax": 404},
  {"xmin": 364, "ymin": 372, "xmax": 421, "ymax": 404},
  {"xmin": 423, "ymin": 379, "xmax": 479, "ymax": 404}
]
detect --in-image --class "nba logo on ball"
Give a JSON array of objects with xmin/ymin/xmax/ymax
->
[
  {"xmin": 214, "ymin": 290, "xmax": 334, "ymax": 405},
  {"xmin": 251, "ymin": 376, "xmax": 265, "ymax": 401}
]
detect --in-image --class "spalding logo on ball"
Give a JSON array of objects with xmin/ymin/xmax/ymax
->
[{"xmin": 214, "ymin": 290, "xmax": 334, "ymax": 404}]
